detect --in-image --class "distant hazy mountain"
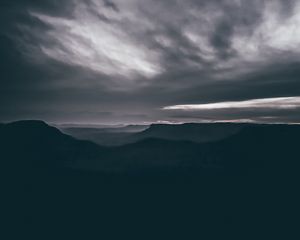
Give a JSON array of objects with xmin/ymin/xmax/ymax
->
[
  {"xmin": 60, "ymin": 124, "xmax": 148, "ymax": 134},
  {"xmin": 60, "ymin": 125, "xmax": 149, "ymax": 146},
  {"xmin": 60, "ymin": 122, "xmax": 241, "ymax": 146}
]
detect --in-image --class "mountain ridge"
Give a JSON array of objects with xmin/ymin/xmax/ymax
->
[{"xmin": 1, "ymin": 120, "xmax": 300, "ymax": 178}]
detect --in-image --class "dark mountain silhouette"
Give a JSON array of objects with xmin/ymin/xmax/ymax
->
[
  {"xmin": 3, "ymin": 120, "xmax": 299, "ymax": 235},
  {"xmin": 134, "ymin": 122, "xmax": 242, "ymax": 143},
  {"xmin": 2, "ymin": 120, "xmax": 300, "ymax": 179},
  {"xmin": 213, "ymin": 123, "xmax": 300, "ymax": 175},
  {"xmin": 0, "ymin": 120, "xmax": 105, "ymax": 172}
]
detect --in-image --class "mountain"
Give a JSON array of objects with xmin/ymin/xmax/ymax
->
[
  {"xmin": 59, "ymin": 122, "xmax": 242, "ymax": 146},
  {"xmin": 0, "ymin": 120, "xmax": 105, "ymax": 172},
  {"xmin": 0, "ymin": 120, "xmax": 216, "ymax": 175},
  {"xmin": 59, "ymin": 124, "xmax": 149, "ymax": 146},
  {"xmin": 3, "ymin": 120, "xmax": 300, "ymax": 233},
  {"xmin": 2, "ymin": 120, "xmax": 300, "ymax": 180},
  {"xmin": 133, "ymin": 122, "xmax": 242, "ymax": 143}
]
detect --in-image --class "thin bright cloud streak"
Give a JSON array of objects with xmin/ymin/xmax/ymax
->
[{"xmin": 163, "ymin": 97, "xmax": 300, "ymax": 110}]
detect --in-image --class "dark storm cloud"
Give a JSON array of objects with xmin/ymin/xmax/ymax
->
[
  {"xmin": 1, "ymin": 0, "xmax": 300, "ymax": 124},
  {"xmin": 102, "ymin": 0, "xmax": 119, "ymax": 12}
]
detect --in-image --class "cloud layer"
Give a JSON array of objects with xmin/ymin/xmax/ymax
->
[{"xmin": 1, "ymin": 0, "xmax": 300, "ymax": 123}]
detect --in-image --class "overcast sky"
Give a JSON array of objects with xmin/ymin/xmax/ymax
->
[{"xmin": 1, "ymin": 0, "xmax": 300, "ymax": 124}]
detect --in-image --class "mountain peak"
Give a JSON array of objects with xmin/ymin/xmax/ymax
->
[
  {"xmin": 0, "ymin": 120, "xmax": 71, "ymax": 145},
  {"xmin": 5, "ymin": 120, "xmax": 49, "ymax": 127}
]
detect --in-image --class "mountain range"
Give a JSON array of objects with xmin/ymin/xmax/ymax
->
[
  {"xmin": 60, "ymin": 122, "xmax": 241, "ymax": 146},
  {"xmin": 3, "ymin": 120, "xmax": 299, "ymax": 234},
  {"xmin": 1, "ymin": 120, "xmax": 300, "ymax": 181}
]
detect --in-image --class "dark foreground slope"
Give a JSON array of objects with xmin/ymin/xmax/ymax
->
[{"xmin": 2, "ymin": 121, "xmax": 300, "ymax": 238}]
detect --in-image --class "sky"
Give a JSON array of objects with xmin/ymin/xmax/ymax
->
[{"xmin": 1, "ymin": 0, "xmax": 300, "ymax": 124}]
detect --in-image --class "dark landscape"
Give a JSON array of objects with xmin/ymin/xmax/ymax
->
[
  {"xmin": 2, "ymin": 120, "xmax": 299, "ymax": 237},
  {"xmin": 3, "ymin": 120, "xmax": 300, "ymax": 181},
  {"xmin": 2, "ymin": 0, "xmax": 300, "ymax": 238}
]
